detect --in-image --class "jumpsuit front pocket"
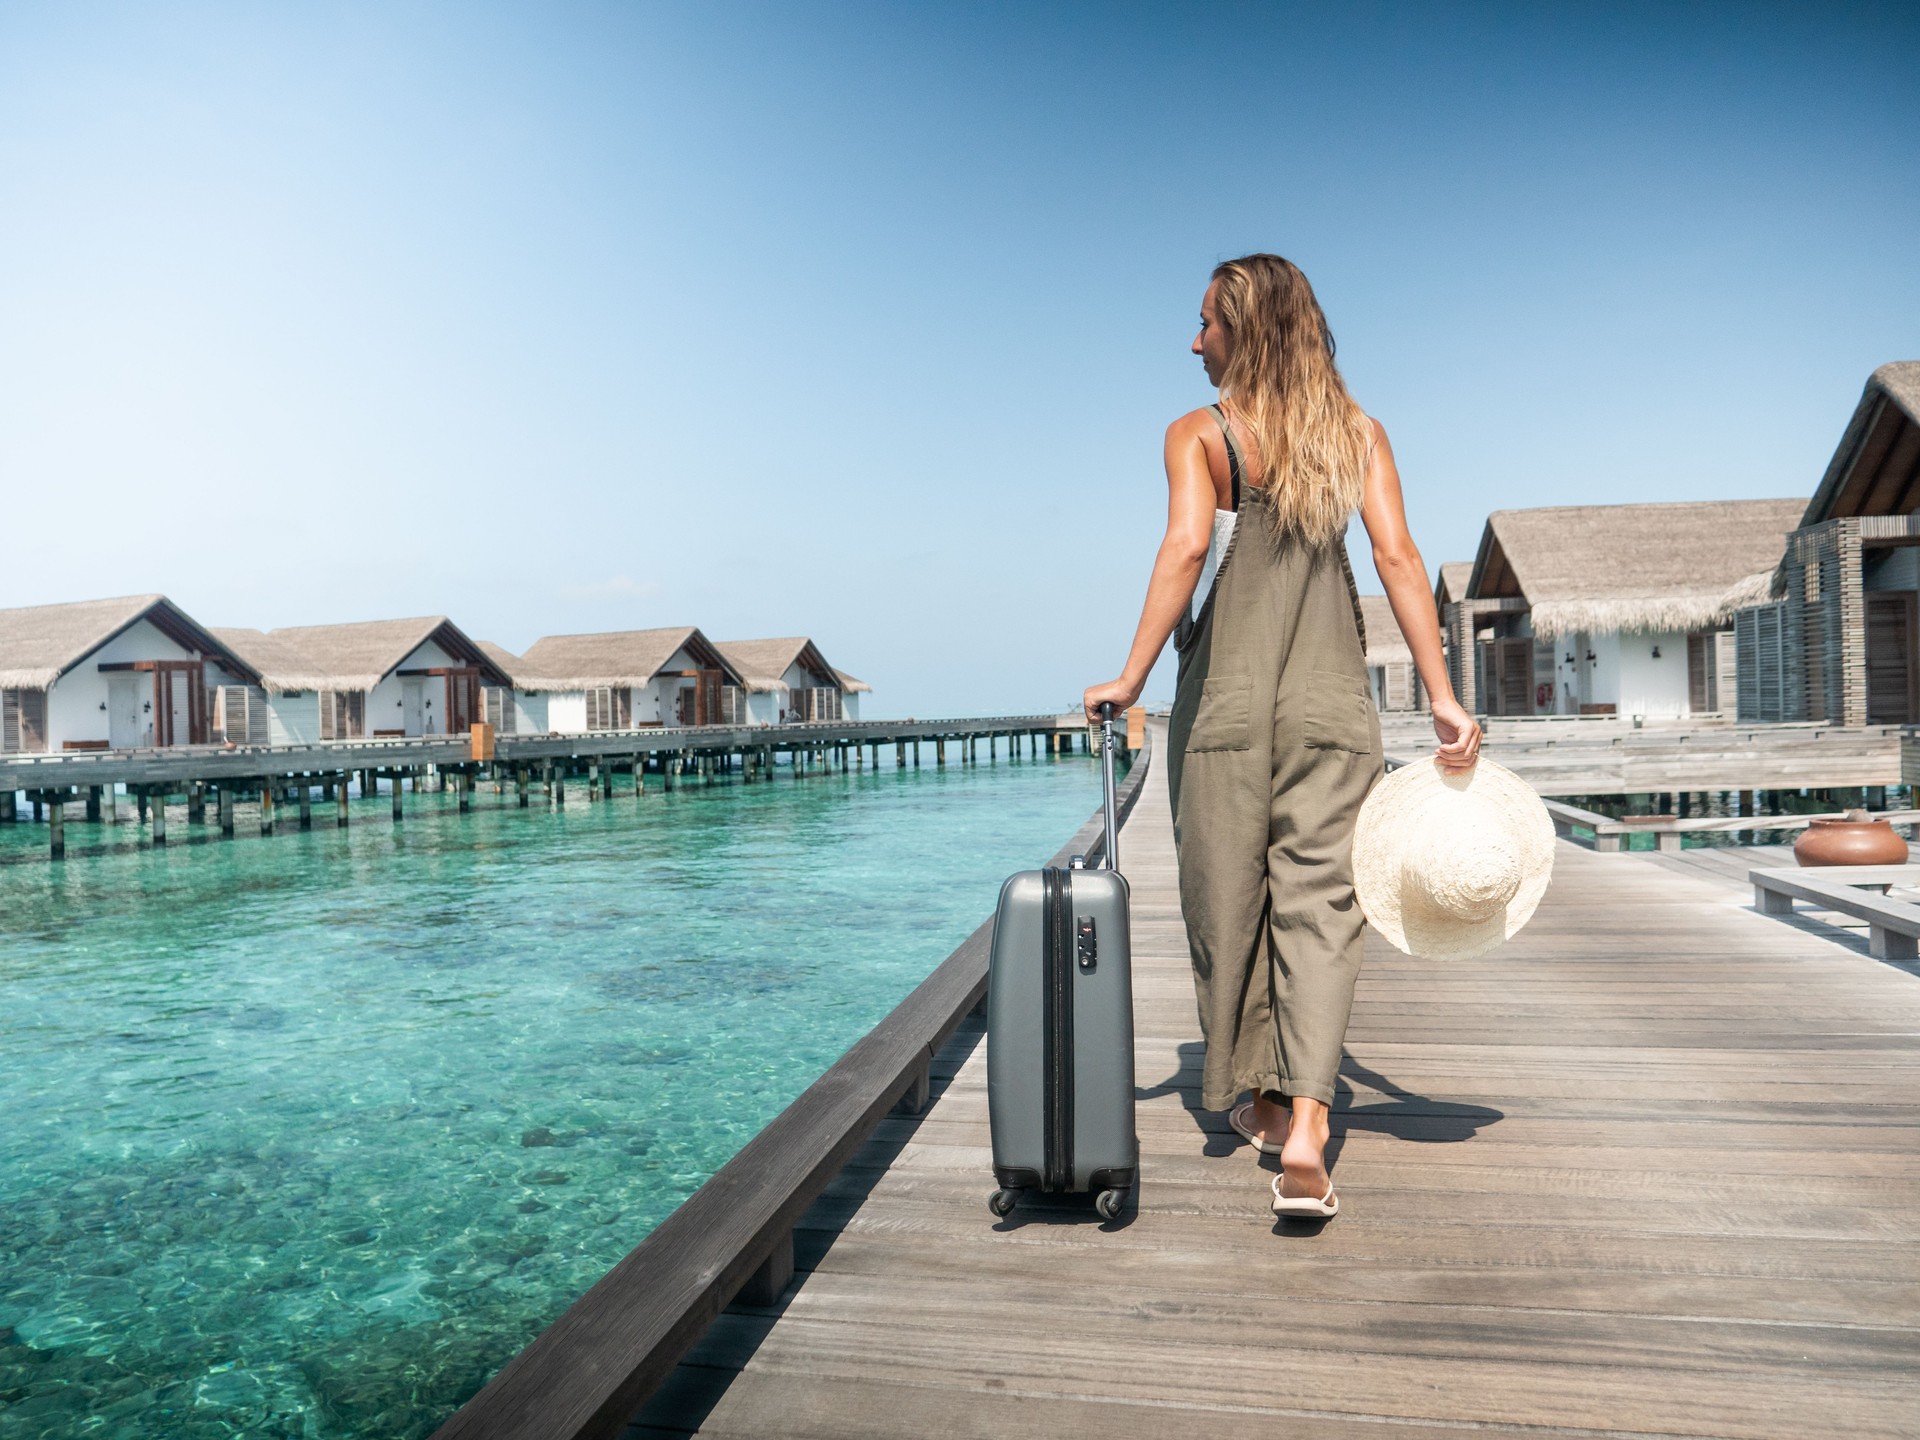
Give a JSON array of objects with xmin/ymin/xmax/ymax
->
[
  {"xmin": 1186, "ymin": 675, "xmax": 1252, "ymax": 752},
  {"xmin": 1302, "ymin": 671, "xmax": 1374, "ymax": 753}
]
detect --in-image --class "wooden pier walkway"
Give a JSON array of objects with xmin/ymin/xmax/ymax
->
[{"xmin": 629, "ymin": 721, "xmax": 1920, "ymax": 1439}]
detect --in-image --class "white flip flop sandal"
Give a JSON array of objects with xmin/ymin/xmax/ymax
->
[
  {"xmin": 1271, "ymin": 1172, "xmax": 1338, "ymax": 1219},
  {"xmin": 1228, "ymin": 1101, "xmax": 1286, "ymax": 1156}
]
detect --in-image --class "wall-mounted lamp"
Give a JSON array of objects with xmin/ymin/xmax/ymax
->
[
  {"xmin": 1585, "ymin": 650, "xmax": 1596, "ymax": 663},
  {"xmin": 98, "ymin": 702, "xmax": 107, "ymax": 712},
  {"xmin": 1563, "ymin": 653, "xmax": 1574, "ymax": 665},
  {"xmin": 143, "ymin": 701, "xmax": 151, "ymax": 714},
  {"xmin": 1651, "ymin": 645, "xmax": 1662, "ymax": 659}
]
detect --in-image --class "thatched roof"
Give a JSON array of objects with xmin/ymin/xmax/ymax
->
[
  {"xmin": 1435, "ymin": 562, "xmax": 1473, "ymax": 607},
  {"xmin": 243, "ymin": 616, "xmax": 508, "ymax": 693},
  {"xmin": 832, "ymin": 667, "xmax": 871, "ymax": 694},
  {"xmin": 1800, "ymin": 361, "xmax": 1920, "ymax": 525},
  {"xmin": 0, "ymin": 594, "xmax": 260, "ymax": 690},
  {"xmin": 713, "ymin": 636, "xmax": 861, "ymax": 694},
  {"xmin": 475, "ymin": 641, "xmax": 529, "ymax": 687},
  {"xmin": 517, "ymin": 626, "xmax": 742, "ymax": 691},
  {"xmin": 1356, "ymin": 595, "xmax": 1412, "ymax": 667},
  {"xmin": 1469, "ymin": 498, "xmax": 1804, "ymax": 640},
  {"xmin": 208, "ymin": 628, "xmax": 329, "ymax": 695}
]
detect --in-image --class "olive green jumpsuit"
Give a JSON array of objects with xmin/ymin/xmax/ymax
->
[{"xmin": 1167, "ymin": 408, "xmax": 1383, "ymax": 1112}]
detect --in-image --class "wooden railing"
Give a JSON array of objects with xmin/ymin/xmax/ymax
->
[{"xmin": 428, "ymin": 729, "xmax": 1154, "ymax": 1440}]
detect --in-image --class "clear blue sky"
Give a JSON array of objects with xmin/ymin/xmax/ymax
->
[{"xmin": 2, "ymin": 2, "xmax": 1915, "ymax": 716}]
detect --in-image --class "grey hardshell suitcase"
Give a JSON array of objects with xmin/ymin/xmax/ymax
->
[{"xmin": 986, "ymin": 707, "xmax": 1137, "ymax": 1221}]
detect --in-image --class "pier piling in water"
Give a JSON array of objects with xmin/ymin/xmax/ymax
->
[
  {"xmin": 150, "ymin": 790, "xmax": 166, "ymax": 844},
  {"xmin": 219, "ymin": 787, "xmax": 235, "ymax": 838},
  {"xmin": 260, "ymin": 783, "xmax": 275, "ymax": 836},
  {"xmin": 392, "ymin": 775, "xmax": 404, "ymax": 822},
  {"xmin": 299, "ymin": 786, "xmax": 312, "ymax": 829},
  {"xmin": 337, "ymin": 778, "xmax": 350, "ymax": 828},
  {"xmin": 48, "ymin": 800, "xmax": 64, "ymax": 860}
]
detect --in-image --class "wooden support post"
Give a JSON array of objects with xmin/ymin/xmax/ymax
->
[
  {"xmin": 913, "ymin": 741, "xmax": 920, "ymax": 767},
  {"xmin": 218, "ymin": 787, "xmax": 235, "ymax": 838},
  {"xmin": 588, "ymin": 760, "xmax": 601, "ymax": 802},
  {"xmin": 150, "ymin": 789, "xmax": 166, "ymax": 845},
  {"xmin": 738, "ymin": 1229, "xmax": 794, "ymax": 1308},
  {"xmin": 517, "ymin": 767, "xmax": 530, "ymax": 808},
  {"xmin": 459, "ymin": 771, "xmax": 471, "ymax": 813},
  {"xmin": 337, "ymin": 775, "xmax": 350, "ymax": 828},
  {"xmin": 1871, "ymin": 924, "xmax": 1919, "ymax": 961},
  {"xmin": 85, "ymin": 786, "xmax": 101, "ymax": 822},
  {"xmin": 896, "ymin": 741, "xmax": 906, "ymax": 769},
  {"xmin": 895, "ymin": 1056, "xmax": 932, "ymax": 1115},
  {"xmin": 104, "ymin": 784, "xmax": 118, "ymax": 825},
  {"xmin": 136, "ymin": 791, "xmax": 148, "ymax": 823},
  {"xmin": 0, "ymin": 790, "xmax": 13, "ymax": 822},
  {"xmin": 1656, "ymin": 831, "xmax": 1681, "ymax": 853},
  {"xmin": 1756, "ymin": 885, "xmax": 1795, "ymax": 915},
  {"xmin": 298, "ymin": 785, "xmax": 312, "ymax": 829},
  {"xmin": 553, "ymin": 765, "xmax": 566, "ymax": 806},
  {"xmin": 48, "ymin": 800, "xmax": 64, "ymax": 860},
  {"xmin": 937, "ymin": 739, "xmax": 946, "ymax": 766},
  {"xmin": 260, "ymin": 782, "xmax": 275, "ymax": 836},
  {"xmin": 636, "ymin": 758, "xmax": 647, "ymax": 797},
  {"xmin": 392, "ymin": 774, "xmax": 404, "ymax": 822},
  {"xmin": 188, "ymin": 783, "xmax": 205, "ymax": 823}
]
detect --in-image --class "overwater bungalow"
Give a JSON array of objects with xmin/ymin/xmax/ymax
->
[
  {"xmin": 0, "ymin": 594, "xmax": 262, "ymax": 753},
  {"xmin": 474, "ymin": 641, "xmax": 550, "ymax": 735},
  {"xmin": 1356, "ymin": 595, "xmax": 1424, "ymax": 712},
  {"xmin": 713, "ymin": 637, "xmax": 869, "ymax": 724},
  {"xmin": 516, "ymin": 627, "xmax": 747, "ymax": 730},
  {"xmin": 214, "ymin": 617, "xmax": 510, "ymax": 741},
  {"xmin": 1735, "ymin": 361, "xmax": 1920, "ymax": 724},
  {"xmin": 1447, "ymin": 499, "xmax": 1804, "ymax": 718}
]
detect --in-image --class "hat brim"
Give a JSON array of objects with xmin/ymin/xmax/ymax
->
[{"xmin": 1353, "ymin": 755, "xmax": 1556, "ymax": 961}]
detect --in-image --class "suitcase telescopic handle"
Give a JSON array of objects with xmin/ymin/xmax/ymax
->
[{"xmin": 1097, "ymin": 703, "xmax": 1120, "ymax": 871}]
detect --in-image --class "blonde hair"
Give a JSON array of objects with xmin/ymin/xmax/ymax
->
[{"xmin": 1211, "ymin": 254, "xmax": 1372, "ymax": 547}]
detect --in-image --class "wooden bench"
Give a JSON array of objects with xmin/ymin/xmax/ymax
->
[
  {"xmin": 61, "ymin": 740, "xmax": 110, "ymax": 751},
  {"xmin": 1748, "ymin": 865, "xmax": 1920, "ymax": 960}
]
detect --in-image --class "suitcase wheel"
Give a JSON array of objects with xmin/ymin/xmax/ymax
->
[
  {"xmin": 1094, "ymin": 1188, "xmax": 1127, "ymax": 1221},
  {"xmin": 987, "ymin": 1188, "xmax": 1018, "ymax": 1218}
]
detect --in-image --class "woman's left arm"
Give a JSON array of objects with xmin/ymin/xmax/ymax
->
[{"xmin": 1358, "ymin": 420, "xmax": 1482, "ymax": 772}]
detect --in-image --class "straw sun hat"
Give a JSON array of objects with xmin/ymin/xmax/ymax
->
[{"xmin": 1353, "ymin": 756, "xmax": 1555, "ymax": 961}]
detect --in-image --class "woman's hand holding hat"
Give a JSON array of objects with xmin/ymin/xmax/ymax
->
[{"xmin": 1429, "ymin": 695, "xmax": 1481, "ymax": 774}]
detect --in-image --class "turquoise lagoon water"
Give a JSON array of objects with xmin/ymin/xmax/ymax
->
[{"xmin": 0, "ymin": 751, "xmax": 1104, "ymax": 1439}]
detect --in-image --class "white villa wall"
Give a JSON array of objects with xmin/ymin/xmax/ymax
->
[
  {"xmin": 843, "ymin": 692, "xmax": 862, "ymax": 720},
  {"xmin": 365, "ymin": 639, "xmax": 460, "ymax": 736},
  {"xmin": 514, "ymin": 692, "xmax": 550, "ymax": 734},
  {"xmin": 1605, "ymin": 630, "xmax": 1691, "ymax": 718},
  {"xmin": 41, "ymin": 618, "xmax": 247, "ymax": 751},
  {"xmin": 744, "ymin": 690, "xmax": 782, "ymax": 726},
  {"xmin": 265, "ymin": 693, "xmax": 323, "ymax": 746},
  {"xmin": 547, "ymin": 691, "xmax": 589, "ymax": 733}
]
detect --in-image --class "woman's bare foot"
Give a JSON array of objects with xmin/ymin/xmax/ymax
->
[
  {"xmin": 1277, "ymin": 1098, "xmax": 1332, "ymax": 1200},
  {"xmin": 1232, "ymin": 1092, "xmax": 1291, "ymax": 1150}
]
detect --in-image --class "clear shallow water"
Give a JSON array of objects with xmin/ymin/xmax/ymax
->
[{"xmin": 0, "ymin": 752, "xmax": 1102, "ymax": 1439}]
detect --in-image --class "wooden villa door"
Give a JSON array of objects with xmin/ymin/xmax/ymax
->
[
  {"xmin": 444, "ymin": 668, "xmax": 479, "ymax": 733},
  {"xmin": 1866, "ymin": 592, "xmax": 1918, "ymax": 724}
]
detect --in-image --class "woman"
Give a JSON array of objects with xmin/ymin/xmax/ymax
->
[{"xmin": 1084, "ymin": 254, "xmax": 1480, "ymax": 1218}]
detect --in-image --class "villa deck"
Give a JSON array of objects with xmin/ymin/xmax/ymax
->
[{"xmin": 627, "ymin": 721, "xmax": 1920, "ymax": 1439}]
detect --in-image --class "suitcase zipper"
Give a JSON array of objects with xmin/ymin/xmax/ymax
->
[{"xmin": 1042, "ymin": 866, "xmax": 1074, "ymax": 1191}]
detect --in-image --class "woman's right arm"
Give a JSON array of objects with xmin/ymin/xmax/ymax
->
[{"xmin": 1083, "ymin": 415, "xmax": 1218, "ymax": 721}]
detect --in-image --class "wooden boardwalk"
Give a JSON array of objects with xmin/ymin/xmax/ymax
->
[{"xmin": 629, "ymin": 723, "xmax": 1920, "ymax": 1439}]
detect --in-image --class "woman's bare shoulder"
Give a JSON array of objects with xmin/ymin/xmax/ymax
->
[{"xmin": 1165, "ymin": 406, "xmax": 1220, "ymax": 443}]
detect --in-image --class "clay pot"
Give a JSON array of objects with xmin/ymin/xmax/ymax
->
[{"xmin": 1793, "ymin": 809, "xmax": 1909, "ymax": 867}]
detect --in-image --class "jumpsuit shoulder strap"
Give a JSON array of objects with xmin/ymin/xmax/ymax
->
[{"xmin": 1206, "ymin": 404, "xmax": 1242, "ymax": 511}]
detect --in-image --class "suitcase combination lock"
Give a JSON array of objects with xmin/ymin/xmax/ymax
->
[{"xmin": 1075, "ymin": 916, "xmax": 1097, "ymax": 971}]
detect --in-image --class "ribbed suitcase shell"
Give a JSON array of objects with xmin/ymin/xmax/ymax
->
[{"xmin": 986, "ymin": 863, "xmax": 1136, "ymax": 1202}]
